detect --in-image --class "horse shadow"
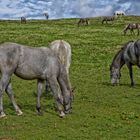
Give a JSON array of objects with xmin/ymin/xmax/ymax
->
[{"xmin": 102, "ymin": 82, "xmax": 140, "ymax": 88}]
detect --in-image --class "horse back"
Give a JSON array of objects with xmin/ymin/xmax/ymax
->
[
  {"xmin": 121, "ymin": 41, "xmax": 140, "ymax": 66},
  {"xmin": 49, "ymin": 40, "xmax": 71, "ymax": 73}
]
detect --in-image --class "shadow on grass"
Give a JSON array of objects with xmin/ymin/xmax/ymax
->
[{"xmin": 102, "ymin": 82, "xmax": 140, "ymax": 88}]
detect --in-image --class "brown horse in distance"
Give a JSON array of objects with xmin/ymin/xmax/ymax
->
[{"xmin": 123, "ymin": 23, "xmax": 140, "ymax": 36}]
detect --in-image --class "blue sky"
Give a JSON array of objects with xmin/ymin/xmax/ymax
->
[{"xmin": 0, "ymin": 0, "xmax": 139, "ymax": 19}]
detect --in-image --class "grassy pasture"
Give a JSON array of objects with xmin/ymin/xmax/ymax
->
[{"xmin": 0, "ymin": 16, "xmax": 140, "ymax": 140}]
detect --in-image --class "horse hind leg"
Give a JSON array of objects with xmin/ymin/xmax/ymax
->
[
  {"xmin": 5, "ymin": 82, "xmax": 23, "ymax": 116},
  {"xmin": 0, "ymin": 73, "xmax": 12, "ymax": 118},
  {"xmin": 36, "ymin": 79, "xmax": 44, "ymax": 115},
  {"xmin": 126, "ymin": 63, "xmax": 134, "ymax": 86}
]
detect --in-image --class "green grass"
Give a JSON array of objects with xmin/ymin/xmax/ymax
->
[{"xmin": 0, "ymin": 16, "xmax": 140, "ymax": 140}]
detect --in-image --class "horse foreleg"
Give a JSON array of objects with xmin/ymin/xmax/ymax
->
[
  {"xmin": 131, "ymin": 29, "xmax": 135, "ymax": 35},
  {"xmin": 58, "ymin": 75, "xmax": 72, "ymax": 114},
  {"xmin": 123, "ymin": 29, "xmax": 127, "ymax": 35},
  {"xmin": 0, "ymin": 74, "xmax": 11, "ymax": 118},
  {"xmin": 5, "ymin": 82, "xmax": 23, "ymax": 116},
  {"xmin": 48, "ymin": 77, "xmax": 65, "ymax": 117},
  {"xmin": 36, "ymin": 79, "xmax": 44, "ymax": 115},
  {"xmin": 127, "ymin": 64, "xmax": 134, "ymax": 86}
]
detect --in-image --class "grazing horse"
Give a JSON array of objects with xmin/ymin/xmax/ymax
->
[
  {"xmin": 0, "ymin": 42, "xmax": 73, "ymax": 118},
  {"xmin": 102, "ymin": 16, "xmax": 115, "ymax": 24},
  {"xmin": 46, "ymin": 40, "xmax": 72, "ymax": 94},
  {"xmin": 110, "ymin": 39, "xmax": 140, "ymax": 86},
  {"xmin": 21, "ymin": 17, "xmax": 26, "ymax": 24},
  {"xmin": 123, "ymin": 23, "xmax": 140, "ymax": 36},
  {"xmin": 78, "ymin": 18, "xmax": 89, "ymax": 26}
]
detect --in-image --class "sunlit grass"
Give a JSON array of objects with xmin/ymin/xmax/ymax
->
[{"xmin": 0, "ymin": 16, "xmax": 140, "ymax": 140}]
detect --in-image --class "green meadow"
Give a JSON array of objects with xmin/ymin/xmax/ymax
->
[{"xmin": 0, "ymin": 16, "xmax": 140, "ymax": 140}]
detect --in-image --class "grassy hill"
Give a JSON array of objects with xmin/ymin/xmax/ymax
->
[{"xmin": 0, "ymin": 16, "xmax": 140, "ymax": 140}]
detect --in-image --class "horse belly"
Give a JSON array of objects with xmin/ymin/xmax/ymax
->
[
  {"xmin": 14, "ymin": 66, "xmax": 44, "ymax": 80},
  {"xmin": 124, "ymin": 46, "xmax": 137, "ymax": 64}
]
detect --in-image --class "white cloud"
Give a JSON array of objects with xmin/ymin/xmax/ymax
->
[{"xmin": 0, "ymin": 0, "xmax": 139, "ymax": 19}]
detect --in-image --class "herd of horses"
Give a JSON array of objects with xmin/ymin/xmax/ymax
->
[
  {"xmin": 21, "ymin": 13, "xmax": 140, "ymax": 37},
  {"xmin": 78, "ymin": 17, "xmax": 140, "ymax": 36},
  {"xmin": 1, "ymin": 12, "xmax": 140, "ymax": 118},
  {"xmin": 77, "ymin": 13, "xmax": 140, "ymax": 87}
]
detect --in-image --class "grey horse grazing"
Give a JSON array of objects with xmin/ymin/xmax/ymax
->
[
  {"xmin": 102, "ymin": 16, "xmax": 115, "ymax": 24},
  {"xmin": 0, "ymin": 42, "xmax": 73, "ymax": 118},
  {"xmin": 110, "ymin": 39, "xmax": 140, "ymax": 86},
  {"xmin": 46, "ymin": 40, "xmax": 72, "ymax": 94},
  {"xmin": 123, "ymin": 23, "xmax": 140, "ymax": 36},
  {"xmin": 78, "ymin": 18, "xmax": 89, "ymax": 26}
]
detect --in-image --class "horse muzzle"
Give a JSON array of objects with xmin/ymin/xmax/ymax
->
[{"xmin": 64, "ymin": 106, "xmax": 72, "ymax": 114}]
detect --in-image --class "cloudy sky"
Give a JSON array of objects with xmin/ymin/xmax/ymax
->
[{"xmin": 0, "ymin": 0, "xmax": 139, "ymax": 19}]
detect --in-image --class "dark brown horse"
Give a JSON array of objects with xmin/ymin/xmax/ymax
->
[
  {"xmin": 44, "ymin": 12, "xmax": 49, "ymax": 20},
  {"xmin": 78, "ymin": 18, "xmax": 89, "ymax": 26},
  {"xmin": 21, "ymin": 17, "xmax": 26, "ymax": 24},
  {"xmin": 123, "ymin": 23, "xmax": 140, "ymax": 36}
]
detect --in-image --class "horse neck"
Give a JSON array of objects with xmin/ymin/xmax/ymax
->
[
  {"xmin": 111, "ymin": 50, "xmax": 125, "ymax": 70},
  {"xmin": 124, "ymin": 25, "xmax": 129, "ymax": 32}
]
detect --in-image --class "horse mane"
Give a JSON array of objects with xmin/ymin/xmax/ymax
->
[
  {"xmin": 110, "ymin": 40, "xmax": 134, "ymax": 70},
  {"xmin": 121, "ymin": 40, "xmax": 134, "ymax": 50}
]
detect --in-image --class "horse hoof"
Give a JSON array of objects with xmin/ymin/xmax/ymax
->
[
  {"xmin": 59, "ymin": 111, "xmax": 65, "ymax": 118},
  {"xmin": 37, "ymin": 112, "xmax": 43, "ymax": 116},
  {"xmin": 0, "ymin": 112, "xmax": 6, "ymax": 118},
  {"xmin": 17, "ymin": 110, "xmax": 23, "ymax": 116}
]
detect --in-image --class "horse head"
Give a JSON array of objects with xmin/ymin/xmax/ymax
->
[
  {"xmin": 110, "ymin": 66, "xmax": 121, "ymax": 86},
  {"xmin": 63, "ymin": 86, "xmax": 75, "ymax": 114}
]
